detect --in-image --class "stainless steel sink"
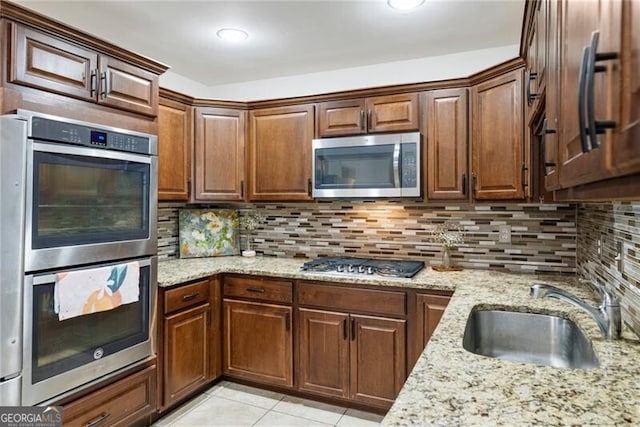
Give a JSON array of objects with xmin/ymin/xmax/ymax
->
[{"xmin": 462, "ymin": 309, "xmax": 600, "ymax": 369}]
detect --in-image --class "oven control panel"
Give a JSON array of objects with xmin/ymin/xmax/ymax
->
[{"xmin": 29, "ymin": 116, "xmax": 155, "ymax": 155}]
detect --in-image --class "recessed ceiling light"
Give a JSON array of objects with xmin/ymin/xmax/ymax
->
[
  {"xmin": 217, "ymin": 28, "xmax": 249, "ymax": 42},
  {"xmin": 387, "ymin": 0, "xmax": 425, "ymax": 12}
]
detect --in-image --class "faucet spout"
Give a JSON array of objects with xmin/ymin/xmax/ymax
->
[{"xmin": 530, "ymin": 282, "xmax": 621, "ymax": 340}]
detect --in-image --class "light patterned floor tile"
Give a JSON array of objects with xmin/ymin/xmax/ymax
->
[
  {"xmin": 272, "ymin": 395, "xmax": 347, "ymax": 425},
  {"xmin": 151, "ymin": 392, "xmax": 210, "ymax": 426},
  {"xmin": 336, "ymin": 408, "xmax": 384, "ymax": 427},
  {"xmin": 172, "ymin": 396, "xmax": 268, "ymax": 427},
  {"xmin": 213, "ymin": 381, "xmax": 285, "ymax": 409},
  {"xmin": 253, "ymin": 411, "xmax": 333, "ymax": 427}
]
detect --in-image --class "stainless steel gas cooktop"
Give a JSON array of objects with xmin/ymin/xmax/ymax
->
[{"xmin": 301, "ymin": 256, "xmax": 424, "ymax": 278}]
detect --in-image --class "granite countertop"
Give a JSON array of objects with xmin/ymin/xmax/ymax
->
[{"xmin": 158, "ymin": 256, "xmax": 640, "ymax": 425}]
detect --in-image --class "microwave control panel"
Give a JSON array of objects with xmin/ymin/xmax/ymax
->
[{"xmin": 401, "ymin": 143, "xmax": 418, "ymax": 188}]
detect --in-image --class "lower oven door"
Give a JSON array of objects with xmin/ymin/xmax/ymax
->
[{"xmin": 22, "ymin": 256, "xmax": 157, "ymax": 405}]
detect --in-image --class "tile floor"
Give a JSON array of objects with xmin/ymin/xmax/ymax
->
[{"xmin": 152, "ymin": 381, "xmax": 384, "ymax": 427}]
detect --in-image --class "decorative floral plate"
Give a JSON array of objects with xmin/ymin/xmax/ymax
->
[{"xmin": 178, "ymin": 209, "xmax": 239, "ymax": 258}]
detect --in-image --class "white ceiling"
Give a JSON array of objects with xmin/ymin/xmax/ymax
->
[{"xmin": 14, "ymin": 0, "xmax": 525, "ymax": 88}]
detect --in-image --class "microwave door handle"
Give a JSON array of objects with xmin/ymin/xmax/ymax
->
[{"xmin": 393, "ymin": 144, "xmax": 401, "ymax": 188}]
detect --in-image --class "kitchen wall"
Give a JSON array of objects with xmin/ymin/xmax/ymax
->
[
  {"xmin": 577, "ymin": 202, "xmax": 640, "ymax": 337},
  {"xmin": 159, "ymin": 201, "xmax": 577, "ymax": 274}
]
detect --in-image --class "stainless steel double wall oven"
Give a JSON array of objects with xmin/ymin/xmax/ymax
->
[{"xmin": 0, "ymin": 111, "xmax": 158, "ymax": 405}]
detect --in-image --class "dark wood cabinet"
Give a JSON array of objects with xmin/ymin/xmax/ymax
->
[
  {"xmin": 556, "ymin": 0, "xmax": 611, "ymax": 189},
  {"xmin": 318, "ymin": 93, "xmax": 419, "ymax": 137},
  {"xmin": 415, "ymin": 294, "xmax": 450, "ymax": 357},
  {"xmin": 248, "ymin": 104, "xmax": 314, "ymax": 201},
  {"xmin": 350, "ymin": 314, "xmax": 406, "ymax": 408},
  {"xmin": 318, "ymin": 99, "xmax": 366, "ymax": 137},
  {"xmin": 223, "ymin": 276, "xmax": 294, "ymax": 387},
  {"xmin": 194, "ymin": 107, "xmax": 246, "ymax": 201},
  {"xmin": 296, "ymin": 282, "xmax": 406, "ymax": 409},
  {"xmin": 158, "ymin": 96, "xmax": 192, "ymax": 201},
  {"xmin": 471, "ymin": 69, "xmax": 525, "ymax": 200},
  {"xmin": 423, "ymin": 88, "xmax": 469, "ymax": 200},
  {"xmin": 8, "ymin": 23, "xmax": 160, "ymax": 116},
  {"xmin": 62, "ymin": 365, "xmax": 157, "ymax": 427},
  {"xmin": 164, "ymin": 303, "xmax": 210, "ymax": 404},
  {"xmin": 160, "ymin": 278, "xmax": 220, "ymax": 411},
  {"xmin": 523, "ymin": 0, "xmax": 640, "ymax": 198},
  {"xmin": 298, "ymin": 308, "xmax": 350, "ymax": 399}
]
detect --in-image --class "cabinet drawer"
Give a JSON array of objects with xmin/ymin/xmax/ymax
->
[
  {"xmin": 63, "ymin": 365, "xmax": 156, "ymax": 427},
  {"xmin": 224, "ymin": 276, "xmax": 293, "ymax": 304},
  {"xmin": 164, "ymin": 279, "xmax": 210, "ymax": 314},
  {"xmin": 297, "ymin": 282, "xmax": 406, "ymax": 317}
]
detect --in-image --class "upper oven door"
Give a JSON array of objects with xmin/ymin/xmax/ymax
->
[{"xmin": 25, "ymin": 141, "xmax": 157, "ymax": 272}]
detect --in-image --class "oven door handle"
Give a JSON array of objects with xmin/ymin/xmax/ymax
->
[
  {"xmin": 392, "ymin": 143, "xmax": 401, "ymax": 188},
  {"xmin": 32, "ymin": 258, "xmax": 152, "ymax": 285}
]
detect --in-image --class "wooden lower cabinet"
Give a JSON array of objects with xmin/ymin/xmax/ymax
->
[
  {"xmin": 223, "ymin": 299, "xmax": 293, "ymax": 387},
  {"xmin": 298, "ymin": 308, "xmax": 406, "ymax": 409},
  {"xmin": 164, "ymin": 303, "xmax": 211, "ymax": 404},
  {"xmin": 415, "ymin": 294, "xmax": 450, "ymax": 354},
  {"xmin": 62, "ymin": 365, "xmax": 156, "ymax": 427},
  {"xmin": 160, "ymin": 278, "xmax": 220, "ymax": 411}
]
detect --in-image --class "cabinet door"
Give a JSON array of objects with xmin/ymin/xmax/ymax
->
[
  {"xmin": 350, "ymin": 315, "xmax": 406, "ymax": 408},
  {"xmin": 223, "ymin": 300, "xmax": 293, "ymax": 387},
  {"xmin": 471, "ymin": 69, "xmax": 525, "ymax": 200},
  {"xmin": 9, "ymin": 23, "xmax": 97, "ymax": 101},
  {"xmin": 366, "ymin": 93, "xmax": 419, "ymax": 133},
  {"xmin": 98, "ymin": 55, "xmax": 159, "ymax": 116},
  {"xmin": 606, "ymin": 0, "xmax": 640, "ymax": 176},
  {"xmin": 318, "ymin": 99, "xmax": 366, "ymax": 137},
  {"xmin": 298, "ymin": 308, "xmax": 350, "ymax": 399},
  {"xmin": 415, "ymin": 294, "xmax": 450, "ymax": 360},
  {"xmin": 557, "ymin": 0, "xmax": 611, "ymax": 188},
  {"xmin": 164, "ymin": 304, "xmax": 210, "ymax": 405},
  {"xmin": 535, "ymin": 0, "xmax": 548, "ymax": 94},
  {"xmin": 424, "ymin": 89, "xmax": 469, "ymax": 200},
  {"xmin": 248, "ymin": 105, "xmax": 314, "ymax": 201},
  {"xmin": 158, "ymin": 98, "xmax": 192, "ymax": 201},
  {"xmin": 544, "ymin": 0, "xmax": 561, "ymax": 190},
  {"xmin": 63, "ymin": 365, "xmax": 157, "ymax": 427},
  {"xmin": 194, "ymin": 107, "xmax": 246, "ymax": 201}
]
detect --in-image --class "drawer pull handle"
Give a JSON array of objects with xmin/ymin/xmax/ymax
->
[
  {"xmin": 86, "ymin": 412, "xmax": 110, "ymax": 427},
  {"xmin": 246, "ymin": 287, "xmax": 265, "ymax": 293},
  {"xmin": 182, "ymin": 291, "xmax": 200, "ymax": 301}
]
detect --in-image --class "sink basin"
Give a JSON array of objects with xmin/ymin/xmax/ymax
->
[{"xmin": 462, "ymin": 309, "xmax": 599, "ymax": 369}]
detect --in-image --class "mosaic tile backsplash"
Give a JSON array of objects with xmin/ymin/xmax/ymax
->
[
  {"xmin": 577, "ymin": 202, "xmax": 640, "ymax": 337},
  {"xmin": 159, "ymin": 201, "xmax": 577, "ymax": 274}
]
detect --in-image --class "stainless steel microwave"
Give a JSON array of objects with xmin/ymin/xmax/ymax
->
[{"xmin": 312, "ymin": 132, "xmax": 421, "ymax": 198}]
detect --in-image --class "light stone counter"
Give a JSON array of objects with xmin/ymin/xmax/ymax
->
[{"xmin": 158, "ymin": 256, "xmax": 640, "ymax": 425}]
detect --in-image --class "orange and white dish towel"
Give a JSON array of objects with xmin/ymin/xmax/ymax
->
[{"xmin": 54, "ymin": 261, "xmax": 140, "ymax": 321}]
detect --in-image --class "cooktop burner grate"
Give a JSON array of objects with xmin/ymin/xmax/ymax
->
[{"xmin": 301, "ymin": 256, "xmax": 424, "ymax": 278}]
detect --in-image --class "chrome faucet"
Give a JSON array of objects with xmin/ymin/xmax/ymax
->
[{"xmin": 530, "ymin": 279, "xmax": 621, "ymax": 339}]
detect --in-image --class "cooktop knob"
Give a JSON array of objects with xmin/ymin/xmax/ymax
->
[
  {"xmin": 336, "ymin": 264, "xmax": 345, "ymax": 272},
  {"xmin": 347, "ymin": 264, "xmax": 355, "ymax": 272}
]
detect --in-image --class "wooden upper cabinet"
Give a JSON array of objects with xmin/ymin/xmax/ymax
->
[
  {"xmin": 543, "ymin": 0, "xmax": 561, "ymax": 190},
  {"xmin": 606, "ymin": 0, "xmax": 640, "ymax": 177},
  {"xmin": 318, "ymin": 99, "xmax": 366, "ymax": 137},
  {"xmin": 194, "ymin": 107, "xmax": 246, "ymax": 201},
  {"xmin": 158, "ymin": 97, "xmax": 192, "ymax": 201},
  {"xmin": 423, "ymin": 89, "xmax": 469, "ymax": 200},
  {"xmin": 317, "ymin": 93, "xmax": 419, "ymax": 137},
  {"xmin": 98, "ymin": 56, "xmax": 158, "ymax": 116},
  {"xmin": 8, "ymin": 22, "xmax": 160, "ymax": 116},
  {"xmin": 366, "ymin": 93, "xmax": 419, "ymax": 133},
  {"xmin": 9, "ymin": 23, "xmax": 97, "ymax": 101},
  {"xmin": 557, "ymin": 0, "xmax": 612, "ymax": 188},
  {"xmin": 471, "ymin": 69, "xmax": 525, "ymax": 200},
  {"xmin": 248, "ymin": 104, "xmax": 314, "ymax": 201},
  {"xmin": 535, "ymin": 0, "xmax": 548, "ymax": 93}
]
